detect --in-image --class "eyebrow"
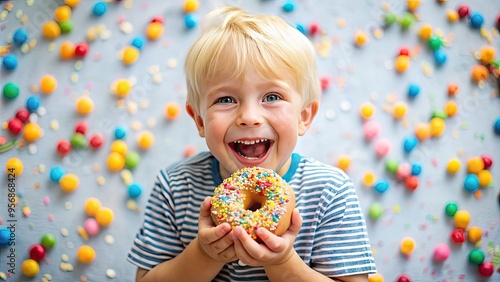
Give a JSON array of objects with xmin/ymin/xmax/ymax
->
[{"xmin": 207, "ymin": 79, "xmax": 292, "ymax": 96}]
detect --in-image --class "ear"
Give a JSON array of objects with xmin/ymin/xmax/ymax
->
[
  {"xmin": 186, "ymin": 103, "xmax": 205, "ymax": 137},
  {"xmin": 298, "ymin": 100, "xmax": 318, "ymax": 136}
]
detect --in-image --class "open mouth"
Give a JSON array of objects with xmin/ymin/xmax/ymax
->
[{"xmin": 230, "ymin": 139, "xmax": 272, "ymax": 160}]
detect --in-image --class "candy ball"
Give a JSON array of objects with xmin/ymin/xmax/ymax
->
[
  {"xmin": 7, "ymin": 118, "xmax": 23, "ymax": 135},
  {"xmin": 468, "ymin": 249, "xmax": 485, "ymax": 265},
  {"xmin": 59, "ymin": 41, "xmax": 75, "ymax": 60},
  {"xmin": 74, "ymin": 42, "xmax": 89, "ymax": 58},
  {"xmin": 125, "ymin": 151, "xmax": 141, "ymax": 169},
  {"xmin": 399, "ymin": 12, "xmax": 415, "ymax": 29},
  {"xmin": 183, "ymin": 0, "xmax": 200, "ymax": 13},
  {"xmin": 446, "ymin": 158, "xmax": 461, "ymax": 174},
  {"xmin": 469, "ymin": 12, "xmax": 484, "ymax": 29},
  {"xmin": 479, "ymin": 46, "xmax": 496, "ymax": 64},
  {"xmin": 396, "ymin": 163, "xmax": 411, "ymax": 180},
  {"xmin": 65, "ymin": 0, "xmax": 80, "ymax": 8},
  {"xmin": 337, "ymin": 155, "xmax": 351, "ymax": 171},
  {"xmin": 395, "ymin": 55, "xmax": 410, "ymax": 73},
  {"xmin": 411, "ymin": 162, "xmax": 422, "ymax": 176},
  {"xmin": 373, "ymin": 179, "xmax": 389, "ymax": 194},
  {"xmin": 184, "ymin": 14, "xmax": 198, "ymax": 29},
  {"xmin": 76, "ymin": 96, "xmax": 94, "ymax": 115},
  {"xmin": 107, "ymin": 152, "xmax": 125, "ymax": 171},
  {"xmin": 362, "ymin": 171, "xmax": 376, "ymax": 187},
  {"xmin": 478, "ymin": 262, "xmax": 494, "ymax": 277},
  {"xmin": 471, "ymin": 65, "xmax": 489, "ymax": 83},
  {"xmin": 56, "ymin": 139, "xmax": 71, "ymax": 156},
  {"xmin": 368, "ymin": 273, "xmax": 384, "ymax": 282},
  {"xmin": 23, "ymin": 122, "xmax": 42, "ymax": 142},
  {"xmin": 60, "ymin": 173, "xmax": 79, "ymax": 192},
  {"xmin": 354, "ymin": 30, "xmax": 369, "ymax": 47},
  {"xmin": 40, "ymin": 74, "xmax": 58, "ymax": 94},
  {"xmin": 131, "ymin": 36, "xmax": 146, "ymax": 51},
  {"xmin": 13, "ymin": 28, "xmax": 28, "ymax": 46},
  {"xmin": 429, "ymin": 117, "xmax": 445, "ymax": 137},
  {"xmin": 444, "ymin": 100, "xmax": 458, "ymax": 117},
  {"xmin": 84, "ymin": 197, "xmax": 101, "ymax": 217},
  {"xmin": 21, "ymin": 259, "xmax": 39, "ymax": 277},
  {"xmin": 146, "ymin": 22, "xmax": 164, "ymax": 40},
  {"xmin": 428, "ymin": 36, "xmax": 443, "ymax": 51},
  {"xmin": 454, "ymin": 210, "xmax": 470, "ymax": 229},
  {"xmin": 467, "ymin": 157, "xmax": 484, "ymax": 174},
  {"xmin": 457, "ymin": 4, "xmax": 469, "ymax": 18},
  {"xmin": 122, "ymin": 46, "xmax": 140, "ymax": 65},
  {"xmin": 74, "ymin": 121, "xmax": 88, "ymax": 135},
  {"xmin": 282, "ymin": 0, "xmax": 295, "ymax": 13},
  {"xmin": 3, "ymin": 82, "xmax": 20, "ymax": 99},
  {"xmin": 481, "ymin": 154, "xmax": 493, "ymax": 169},
  {"xmin": 89, "ymin": 132, "xmax": 104, "ymax": 149},
  {"xmin": 433, "ymin": 243, "xmax": 450, "ymax": 262},
  {"xmin": 444, "ymin": 201, "xmax": 458, "ymax": 217},
  {"xmin": 374, "ymin": 138, "xmax": 391, "ymax": 157},
  {"xmin": 359, "ymin": 102, "xmax": 375, "ymax": 120},
  {"xmin": 467, "ymin": 226, "xmax": 482, "ymax": 243},
  {"xmin": 405, "ymin": 176, "xmax": 419, "ymax": 191},
  {"xmin": 477, "ymin": 170, "xmax": 492, "ymax": 187},
  {"xmin": 2, "ymin": 54, "xmax": 18, "ymax": 70},
  {"xmin": 54, "ymin": 5, "xmax": 71, "ymax": 23},
  {"xmin": 84, "ymin": 218, "xmax": 100, "ymax": 236},
  {"xmin": 114, "ymin": 125, "xmax": 128, "ymax": 140},
  {"xmin": 42, "ymin": 20, "xmax": 61, "ymax": 39},
  {"xmin": 414, "ymin": 123, "xmax": 431, "ymax": 141},
  {"xmin": 165, "ymin": 102, "xmax": 181, "ymax": 120},
  {"xmin": 0, "ymin": 228, "xmax": 11, "ymax": 245},
  {"xmin": 114, "ymin": 79, "xmax": 131, "ymax": 98},
  {"xmin": 70, "ymin": 133, "xmax": 87, "ymax": 149},
  {"xmin": 5, "ymin": 157, "xmax": 23, "ymax": 175},
  {"xmin": 128, "ymin": 183, "xmax": 143, "ymax": 198},
  {"xmin": 59, "ymin": 20, "xmax": 74, "ymax": 34},
  {"xmin": 92, "ymin": 1, "xmax": 108, "ymax": 16},
  {"xmin": 396, "ymin": 274, "xmax": 411, "ymax": 282},
  {"xmin": 40, "ymin": 233, "xmax": 56, "ymax": 249},
  {"xmin": 495, "ymin": 117, "xmax": 500, "ymax": 135},
  {"xmin": 96, "ymin": 207, "xmax": 114, "ymax": 226},
  {"xmin": 110, "ymin": 139, "xmax": 128, "ymax": 155},
  {"xmin": 450, "ymin": 228, "xmax": 465, "ymax": 244},
  {"xmin": 447, "ymin": 10, "xmax": 459, "ymax": 22},
  {"xmin": 398, "ymin": 46, "xmax": 410, "ymax": 56},
  {"xmin": 368, "ymin": 202, "xmax": 383, "ymax": 220},
  {"xmin": 418, "ymin": 24, "xmax": 432, "ymax": 40},
  {"xmin": 385, "ymin": 158, "xmax": 399, "ymax": 174},
  {"xmin": 137, "ymin": 131, "xmax": 155, "ymax": 149},
  {"xmin": 49, "ymin": 165, "xmax": 66, "ymax": 182},
  {"xmin": 408, "ymin": 83, "xmax": 420, "ymax": 98},
  {"xmin": 400, "ymin": 237, "xmax": 416, "ymax": 255},
  {"xmin": 363, "ymin": 120, "xmax": 381, "ymax": 141},
  {"xmin": 29, "ymin": 244, "xmax": 46, "ymax": 262},
  {"xmin": 77, "ymin": 245, "xmax": 96, "ymax": 264},
  {"xmin": 26, "ymin": 95, "xmax": 40, "ymax": 112},
  {"xmin": 433, "ymin": 49, "xmax": 447, "ymax": 65},
  {"xmin": 447, "ymin": 82, "xmax": 459, "ymax": 96},
  {"xmin": 403, "ymin": 135, "xmax": 418, "ymax": 153},
  {"xmin": 384, "ymin": 12, "xmax": 397, "ymax": 26}
]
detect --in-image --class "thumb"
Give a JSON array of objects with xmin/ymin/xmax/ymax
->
[
  {"xmin": 199, "ymin": 196, "xmax": 214, "ymax": 227},
  {"xmin": 287, "ymin": 208, "xmax": 302, "ymax": 235}
]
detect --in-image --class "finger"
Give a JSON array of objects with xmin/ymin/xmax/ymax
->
[
  {"xmin": 287, "ymin": 208, "xmax": 302, "ymax": 235},
  {"xmin": 199, "ymin": 196, "xmax": 217, "ymax": 230},
  {"xmin": 219, "ymin": 245, "xmax": 237, "ymax": 262},
  {"xmin": 232, "ymin": 227, "xmax": 254, "ymax": 263},
  {"xmin": 233, "ymin": 226, "xmax": 266, "ymax": 264},
  {"xmin": 256, "ymin": 228, "xmax": 283, "ymax": 252},
  {"xmin": 199, "ymin": 223, "xmax": 232, "ymax": 245}
]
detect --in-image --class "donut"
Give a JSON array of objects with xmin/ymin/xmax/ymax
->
[{"xmin": 211, "ymin": 166, "xmax": 295, "ymax": 240}]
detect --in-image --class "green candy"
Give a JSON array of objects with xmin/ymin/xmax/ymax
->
[
  {"xmin": 444, "ymin": 201, "xmax": 458, "ymax": 217},
  {"xmin": 3, "ymin": 82, "xmax": 20, "ymax": 99},
  {"xmin": 385, "ymin": 158, "xmax": 399, "ymax": 174},
  {"xmin": 468, "ymin": 249, "xmax": 485, "ymax": 265},
  {"xmin": 40, "ymin": 233, "xmax": 56, "ymax": 249},
  {"xmin": 125, "ymin": 151, "xmax": 141, "ymax": 169},
  {"xmin": 70, "ymin": 133, "xmax": 87, "ymax": 149},
  {"xmin": 428, "ymin": 36, "xmax": 443, "ymax": 51},
  {"xmin": 399, "ymin": 13, "xmax": 415, "ymax": 29},
  {"xmin": 59, "ymin": 20, "xmax": 73, "ymax": 34},
  {"xmin": 384, "ymin": 12, "xmax": 397, "ymax": 26},
  {"xmin": 368, "ymin": 202, "xmax": 384, "ymax": 220},
  {"xmin": 431, "ymin": 110, "xmax": 447, "ymax": 120}
]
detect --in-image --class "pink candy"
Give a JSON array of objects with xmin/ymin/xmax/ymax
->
[
  {"xmin": 84, "ymin": 218, "xmax": 100, "ymax": 236},
  {"xmin": 433, "ymin": 243, "xmax": 450, "ymax": 262},
  {"xmin": 375, "ymin": 138, "xmax": 391, "ymax": 157},
  {"xmin": 363, "ymin": 120, "xmax": 381, "ymax": 141}
]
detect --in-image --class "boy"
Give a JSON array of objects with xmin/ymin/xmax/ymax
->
[{"xmin": 127, "ymin": 6, "xmax": 376, "ymax": 281}]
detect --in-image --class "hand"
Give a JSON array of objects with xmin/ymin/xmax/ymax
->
[
  {"xmin": 232, "ymin": 208, "xmax": 302, "ymax": 267},
  {"xmin": 197, "ymin": 196, "xmax": 237, "ymax": 263}
]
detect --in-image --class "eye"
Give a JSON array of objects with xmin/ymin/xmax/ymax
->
[
  {"xmin": 216, "ymin": 97, "xmax": 235, "ymax": 104},
  {"xmin": 263, "ymin": 93, "xmax": 281, "ymax": 102}
]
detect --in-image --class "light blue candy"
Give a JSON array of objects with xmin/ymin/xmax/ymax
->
[
  {"xmin": 26, "ymin": 96, "xmax": 40, "ymax": 112},
  {"xmin": 411, "ymin": 162, "xmax": 422, "ymax": 176},
  {"xmin": 0, "ymin": 228, "xmax": 11, "ymax": 246},
  {"xmin": 464, "ymin": 174, "xmax": 479, "ymax": 192},
  {"xmin": 494, "ymin": 117, "xmax": 500, "ymax": 135},
  {"xmin": 114, "ymin": 125, "xmax": 127, "ymax": 139},
  {"xmin": 470, "ymin": 12, "xmax": 484, "ymax": 29},
  {"xmin": 434, "ymin": 49, "xmax": 447, "ymax": 65},
  {"xmin": 2, "ymin": 54, "xmax": 18, "ymax": 70},
  {"xmin": 49, "ymin": 166, "xmax": 66, "ymax": 182},
  {"xmin": 131, "ymin": 36, "xmax": 146, "ymax": 51},
  {"xmin": 282, "ymin": 1, "xmax": 295, "ymax": 13},
  {"xmin": 13, "ymin": 28, "xmax": 28, "ymax": 46},
  {"xmin": 296, "ymin": 23, "xmax": 306, "ymax": 35},
  {"xmin": 408, "ymin": 84, "xmax": 420, "ymax": 98},
  {"xmin": 93, "ymin": 1, "xmax": 107, "ymax": 16},
  {"xmin": 128, "ymin": 183, "xmax": 143, "ymax": 198},
  {"xmin": 374, "ymin": 179, "xmax": 389, "ymax": 193},
  {"xmin": 184, "ymin": 14, "xmax": 198, "ymax": 29},
  {"xmin": 403, "ymin": 136, "xmax": 418, "ymax": 153}
]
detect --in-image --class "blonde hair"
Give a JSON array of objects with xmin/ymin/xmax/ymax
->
[{"xmin": 185, "ymin": 6, "xmax": 320, "ymax": 113}]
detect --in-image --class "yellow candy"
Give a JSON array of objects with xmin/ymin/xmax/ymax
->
[
  {"xmin": 354, "ymin": 30, "xmax": 369, "ymax": 47},
  {"xmin": 5, "ymin": 157, "xmax": 23, "ymax": 176},
  {"xmin": 415, "ymin": 123, "xmax": 431, "ymax": 141},
  {"xmin": 107, "ymin": 152, "xmax": 125, "ymax": 171},
  {"xmin": 76, "ymin": 96, "xmax": 94, "ymax": 115},
  {"xmin": 137, "ymin": 131, "xmax": 155, "ymax": 149},
  {"xmin": 368, "ymin": 273, "xmax": 384, "ymax": 282},
  {"xmin": 21, "ymin": 259, "xmax": 39, "ymax": 277},
  {"xmin": 362, "ymin": 171, "xmax": 376, "ymax": 187},
  {"xmin": 359, "ymin": 102, "xmax": 375, "ymax": 119},
  {"xmin": 419, "ymin": 24, "xmax": 433, "ymax": 40},
  {"xmin": 110, "ymin": 140, "xmax": 128, "ymax": 156},
  {"xmin": 64, "ymin": 0, "xmax": 80, "ymax": 8},
  {"xmin": 165, "ymin": 102, "xmax": 181, "ymax": 120},
  {"xmin": 42, "ymin": 20, "xmax": 61, "ymax": 40},
  {"xmin": 444, "ymin": 100, "xmax": 458, "ymax": 117},
  {"xmin": 453, "ymin": 210, "xmax": 470, "ymax": 230},
  {"xmin": 467, "ymin": 226, "xmax": 482, "ymax": 243},
  {"xmin": 407, "ymin": 0, "xmax": 420, "ymax": 12},
  {"xmin": 121, "ymin": 46, "xmax": 140, "ymax": 65},
  {"xmin": 429, "ymin": 117, "xmax": 445, "ymax": 137},
  {"xmin": 77, "ymin": 245, "xmax": 96, "ymax": 264},
  {"xmin": 59, "ymin": 173, "xmax": 79, "ymax": 192},
  {"xmin": 400, "ymin": 236, "xmax": 416, "ymax": 255},
  {"xmin": 59, "ymin": 41, "xmax": 75, "ymax": 60},
  {"xmin": 471, "ymin": 65, "xmax": 489, "ymax": 83},
  {"xmin": 467, "ymin": 157, "xmax": 484, "ymax": 174},
  {"xmin": 23, "ymin": 122, "xmax": 42, "ymax": 142},
  {"xmin": 54, "ymin": 5, "xmax": 71, "ymax": 23},
  {"xmin": 40, "ymin": 74, "xmax": 57, "ymax": 94},
  {"xmin": 477, "ymin": 170, "xmax": 492, "ymax": 187},
  {"xmin": 395, "ymin": 55, "xmax": 410, "ymax": 73},
  {"xmin": 96, "ymin": 207, "xmax": 114, "ymax": 226},
  {"xmin": 183, "ymin": 0, "xmax": 200, "ymax": 13},
  {"xmin": 392, "ymin": 101, "xmax": 407, "ymax": 119},
  {"xmin": 145, "ymin": 22, "xmax": 164, "ymax": 40},
  {"xmin": 84, "ymin": 197, "xmax": 101, "ymax": 217},
  {"xmin": 446, "ymin": 158, "xmax": 461, "ymax": 174},
  {"xmin": 115, "ymin": 79, "xmax": 131, "ymax": 98},
  {"xmin": 479, "ymin": 46, "xmax": 495, "ymax": 64},
  {"xmin": 337, "ymin": 155, "xmax": 351, "ymax": 171},
  {"xmin": 447, "ymin": 10, "xmax": 460, "ymax": 22}
]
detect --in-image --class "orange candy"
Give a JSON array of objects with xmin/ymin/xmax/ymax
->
[
  {"xmin": 60, "ymin": 41, "xmax": 75, "ymax": 60},
  {"xmin": 42, "ymin": 21, "xmax": 61, "ymax": 40},
  {"xmin": 40, "ymin": 75, "xmax": 58, "ymax": 94},
  {"xmin": 354, "ymin": 30, "xmax": 369, "ymax": 47},
  {"xmin": 471, "ymin": 65, "xmax": 489, "ymax": 82},
  {"xmin": 76, "ymin": 96, "xmax": 94, "ymax": 115},
  {"xmin": 137, "ymin": 131, "xmax": 155, "ymax": 149},
  {"xmin": 393, "ymin": 101, "xmax": 408, "ymax": 119},
  {"xmin": 414, "ymin": 123, "xmax": 431, "ymax": 141},
  {"xmin": 444, "ymin": 101, "xmax": 458, "ymax": 117},
  {"xmin": 419, "ymin": 24, "xmax": 433, "ymax": 40},
  {"xmin": 183, "ymin": 0, "xmax": 200, "ymax": 13},
  {"xmin": 122, "ymin": 46, "xmax": 140, "ymax": 65},
  {"xmin": 467, "ymin": 157, "xmax": 484, "ymax": 174},
  {"xmin": 337, "ymin": 155, "xmax": 351, "ymax": 171},
  {"xmin": 478, "ymin": 46, "xmax": 495, "ymax": 64},
  {"xmin": 395, "ymin": 55, "xmax": 410, "ymax": 73},
  {"xmin": 23, "ymin": 122, "xmax": 42, "ymax": 142},
  {"xmin": 165, "ymin": 102, "xmax": 181, "ymax": 120},
  {"xmin": 447, "ymin": 82, "xmax": 459, "ymax": 96},
  {"xmin": 145, "ymin": 22, "xmax": 164, "ymax": 40},
  {"xmin": 54, "ymin": 5, "xmax": 72, "ymax": 23}
]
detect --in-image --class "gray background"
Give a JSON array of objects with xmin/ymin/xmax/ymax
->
[{"xmin": 1, "ymin": 0, "xmax": 499, "ymax": 281}]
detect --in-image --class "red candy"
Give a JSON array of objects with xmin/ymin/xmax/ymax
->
[
  {"xmin": 450, "ymin": 228, "xmax": 465, "ymax": 244},
  {"xmin": 398, "ymin": 47, "xmax": 410, "ymax": 56},
  {"xmin": 478, "ymin": 262, "xmax": 494, "ymax": 277},
  {"xmin": 457, "ymin": 4, "xmax": 469, "ymax": 18},
  {"xmin": 29, "ymin": 244, "xmax": 46, "ymax": 261},
  {"xmin": 57, "ymin": 139, "xmax": 71, "ymax": 156},
  {"xmin": 308, "ymin": 22, "xmax": 320, "ymax": 35},
  {"xmin": 397, "ymin": 274, "xmax": 411, "ymax": 282},
  {"xmin": 75, "ymin": 42, "xmax": 89, "ymax": 57},
  {"xmin": 151, "ymin": 16, "xmax": 164, "ymax": 24},
  {"xmin": 75, "ymin": 121, "xmax": 88, "ymax": 135},
  {"xmin": 405, "ymin": 176, "xmax": 419, "ymax": 191},
  {"xmin": 15, "ymin": 108, "xmax": 30, "ymax": 123},
  {"xmin": 7, "ymin": 118, "xmax": 23, "ymax": 135},
  {"xmin": 481, "ymin": 154, "xmax": 493, "ymax": 169},
  {"xmin": 89, "ymin": 133, "xmax": 104, "ymax": 148},
  {"xmin": 320, "ymin": 76, "xmax": 330, "ymax": 91}
]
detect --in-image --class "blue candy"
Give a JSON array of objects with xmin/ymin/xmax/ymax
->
[
  {"xmin": 403, "ymin": 136, "xmax": 418, "ymax": 153},
  {"xmin": 464, "ymin": 174, "xmax": 479, "ymax": 192},
  {"xmin": 2, "ymin": 54, "xmax": 18, "ymax": 70},
  {"xmin": 131, "ymin": 36, "xmax": 146, "ymax": 51},
  {"xmin": 434, "ymin": 49, "xmax": 447, "ymax": 65},
  {"xmin": 0, "ymin": 228, "xmax": 11, "ymax": 246},
  {"xmin": 26, "ymin": 96, "xmax": 40, "ymax": 112},
  {"xmin": 114, "ymin": 125, "xmax": 128, "ymax": 139},
  {"xmin": 374, "ymin": 179, "xmax": 390, "ymax": 193},
  {"xmin": 184, "ymin": 14, "xmax": 198, "ymax": 29},
  {"xmin": 282, "ymin": 1, "xmax": 295, "ymax": 13},
  {"xmin": 93, "ymin": 1, "xmax": 107, "ymax": 16},
  {"xmin": 494, "ymin": 117, "xmax": 500, "ymax": 135},
  {"xmin": 411, "ymin": 162, "xmax": 422, "ymax": 176},
  {"xmin": 469, "ymin": 12, "xmax": 484, "ymax": 29},
  {"xmin": 49, "ymin": 166, "xmax": 66, "ymax": 183},
  {"xmin": 408, "ymin": 84, "xmax": 420, "ymax": 98},
  {"xmin": 13, "ymin": 28, "xmax": 28, "ymax": 46},
  {"xmin": 128, "ymin": 183, "xmax": 143, "ymax": 198}
]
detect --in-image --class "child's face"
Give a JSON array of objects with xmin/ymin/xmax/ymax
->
[{"xmin": 187, "ymin": 68, "xmax": 318, "ymax": 179}]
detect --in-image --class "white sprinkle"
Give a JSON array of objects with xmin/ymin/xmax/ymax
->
[
  {"xmin": 340, "ymin": 100, "xmax": 351, "ymax": 112},
  {"xmin": 106, "ymin": 268, "xmax": 116, "ymax": 278}
]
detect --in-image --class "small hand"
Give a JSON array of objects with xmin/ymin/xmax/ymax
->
[
  {"xmin": 198, "ymin": 196, "xmax": 237, "ymax": 263},
  {"xmin": 232, "ymin": 208, "xmax": 302, "ymax": 267}
]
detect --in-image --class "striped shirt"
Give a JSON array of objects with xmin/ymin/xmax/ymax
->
[{"xmin": 127, "ymin": 151, "xmax": 376, "ymax": 281}]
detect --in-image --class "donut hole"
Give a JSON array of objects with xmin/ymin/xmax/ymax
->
[
  {"xmin": 247, "ymin": 201, "xmax": 262, "ymax": 211},
  {"xmin": 243, "ymin": 194, "xmax": 267, "ymax": 212}
]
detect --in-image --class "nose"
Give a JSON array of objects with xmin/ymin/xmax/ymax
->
[{"xmin": 236, "ymin": 102, "xmax": 263, "ymax": 127}]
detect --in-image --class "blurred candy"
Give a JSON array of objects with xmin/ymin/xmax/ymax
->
[
  {"xmin": 396, "ymin": 163, "xmax": 411, "ymax": 180},
  {"xmin": 40, "ymin": 74, "xmax": 58, "ymax": 94},
  {"xmin": 115, "ymin": 79, "xmax": 131, "ymax": 98},
  {"xmin": 40, "ymin": 233, "xmax": 56, "ymax": 249},
  {"xmin": 447, "ymin": 82, "xmax": 459, "ymax": 96},
  {"xmin": 354, "ymin": 30, "xmax": 369, "ymax": 47},
  {"xmin": 282, "ymin": 0, "xmax": 295, "ymax": 13},
  {"xmin": 385, "ymin": 158, "xmax": 399, "ymax": 174},
  {"xmin": 183, "ymin": 0, "xmax": 200, "ymax": 13},
  {"xmin": 12, "ymin": 28, "xmax": 28, "ymax": 46},
  {"xmin": 454, "ymin": 210, "xmax": 470, "ymax": 229},
  {"xmin": 21, "ymin": 259, "xmax": 39, "ymax": 277},
  {"xmin": 403, "ymin": 136, "xmax": 418, "ymax": 153},
  {"xmin": 107, "ymin": 152, "xmax": 125, "ymax": 171},
  {"xmin": 359, "ymin": 102, "xmax": 375, "ymax": 119},
  {"xmin": 428, "ymin": 36, "xmax": 443, "ymax": 51},
  {"xmin": 479, "ymin": 46, "xmax": 495, "ymax": 64},
  {"xmin": 477, "ymin": 170, "xmax": 492, "ymax": 187},
  {"xmin": 480, "ymin": 154, "xmax": 493, "ymax": 169},
  {"xmin": 125, "ymin": 151, "xmax": 141, "ymax": 169},
  {"xmin": 362, "ymin": 171, "xmax": 376, "ymax": 187},
  {"xmin": 76, "ymin": 96, "xmax": 94, "ymax": 115},
  {"xmin": 114, "ymin": 126, "xmax": 128, "ymax": 140},
  {"xmin": 92, "ymin": 1, "xmax": 108, "ymax": 16},
  {"xmin": 433, "ymin": 49, "xmax": 447, "ymax": 65},
  {"xmin": 146, "ymin": 22, "xmax": 164, "ymax": 40},
  {"xmin": 0, "ymin": 228, "xmax": 11, "ymax": 245},
  {"xmin": 444, "ymin": 201, "xmax": 458, "ymax": 217},
  {"xmin": 411, "ymin": 162, "xmax": 422, "ymax": 176},
  {"xmin": 84, "ymin": 218, "xmax": 100, "ymax": 236},
  {"xmin": 395, "ymin": 55, "xmax": 410, "ymax": 72},
  {"xmin": 131, "ymin": 36, "xmax": 146, "ymax": 51},
  {"xmin": 29, "ymin": 244, "xmax": 45, "ymax": 262},
  {"xmin": 384, "ymin": 12, "xmax": 397, "ymax": 26},
  {"xmin": 433, "ymin": 243, "xmax": 450, "ymax": 262},
  {"xmin": 368, "ymin": 202, "xmax": 383, "ymax": 220},
  {"xmin": 23, "ymin": 122, "xmax": 42, "ymax": 142},
  {"xmin": 495, "ymin": 117, "xmax": 500, "ymax": 135},
  {"xmin": 49, "ymin": 165, "xmax": 66, "ymax": 182},
  {"xmin": 471, "ymin": 65, "xmax": 489, "ymax": 82},
  {"xmin": 373, "ymin": 179, "xmax": 389, "ymax": 193},
  {"xmin": 400, "ymin": 237, "xmax": 416, "ymax": 255},
  {"xmin": 457, "ymin": 4, "xmax": 470, "ymax": 18},
  {"xmin": 450, "ymin": 228, "xmax": 465, "ymax": 244},
  {"xmin": 407, "ymin": 83, "xmax": 420, "ymax": 98},
  {"xmin": 414, "ymin": 123, "xmax": 431, "ymax": 141},
  {"xmin": 468, "ymin": 249, "xmax": 485, "ymax": 265},
  {"xmin": 96, "ymin": 207, "xmax": 114, "ymax": 226},
  {"xmin": 56, "ymin": 139, "xmax": 71, "ymax": 156},
  {"xmin": 444, "ymin": 100, "xmax": 458, "ymax": 117},
  {"xmin": 165, "ymin": 102, "xmax": 181, "ymax": 120},
  {"xmin": 54, "ymin": 5, "xmax": 71, "ymax": 23},
  {"xmin": 42, "ymin": 20, "xmax": 61, "ymax": 39},
  {"xmin": 399, "ymin": 12, "xmax": 415, "ymax": 29},
  {"xmin": 65, "ymin": 0, "xmax": 80, "ymax": 8},
  {"xmin": 396, "ymin": 274, "xmax": 411, "ymax": 282},
  {"xmin": 184, "ymin": 14, "xmax": 198, "ymax": 29},
  {"xmin": 5, "ymin": 157, "xmax": 24, "ymax": 175},
  {"xmin": 467, "ymin": 157, "xmax": 484, "ymax": 174},
  {"xmin": 59, "ymin": 41, "xmax": 75, "ymax": 60},
  {"xmin": 418, "ymin": 24, "xmax": 432, "ymax": 40},
  {"xmin": 337, "ymin": 155, "xmax": 351, "ymax": 171},
  {"xmin": 363, "ymin": 120, "xmax": 381, "ymax": 141},
  {"xmin": 138, "ymin": 131, "xmax": 155, "ymax": 149},
  {"xmin": 89, "ymin": 133, "xmax": 104, "ymax": 149},
  {"xmin": 74, "ymin": 42, "xmax": 89, "ymax": 57},
  {"xmin": 478, "ymin": 262, "xmax": 494, "ymax": 277},
  {"xmin": 405, "ymin": 176, "xmax": 419, "ymax": 191},
  {"xmin": 60, "ymin": 173, "xmax": 79, "ymax": 192},
  {"xmin": 3, "ymin": 82, "xmax": 20, "ymax": 99},
  {"xmin": 77, "ymin": 245, "xmax": 96, "ymax": 264},
  {"xmin": 469, "ymin": 12, "xmax": 484, "ymax": 29},
  {"xmin": 375, "ymin": 138, "xmax": 391, "ymax": 157},
  {"xmin": 467, "ymin": 226, "xmax": 482, "ymax": 243},
  {"xmin": 128, "ymin": 183, "xmax": 143, "ymax": 198},
  {"xmin": 8, "ymin": 118, "xmax": 23, "ymax": 135},
  {"xmin": 429, "ymin": 117, "xmax": 445, "ymax": 137},
  {"xmin": 122, "ymin": 46, "xmax": 140, "ymax": 65},
  {"xmin": 463, "ymin": 174, "xmax": 479, "ymax": 192},
  {"xmin": 446, "ymin": 158, "xmax": 461, "ymax": 174},
  {"xmin": 85, "ymin": 197, "xmax": 102, "ymax": 217},
  {"xmin": 2, "ymin": 54, "xmax": 18, "ymax": 70},
  {"xmin": 70, "ymin": 133, "xmax": 87, "ymax": 149},
  {"xmin": 26, "ymin": 96, "xmax": 40, "ymax": 112}
]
